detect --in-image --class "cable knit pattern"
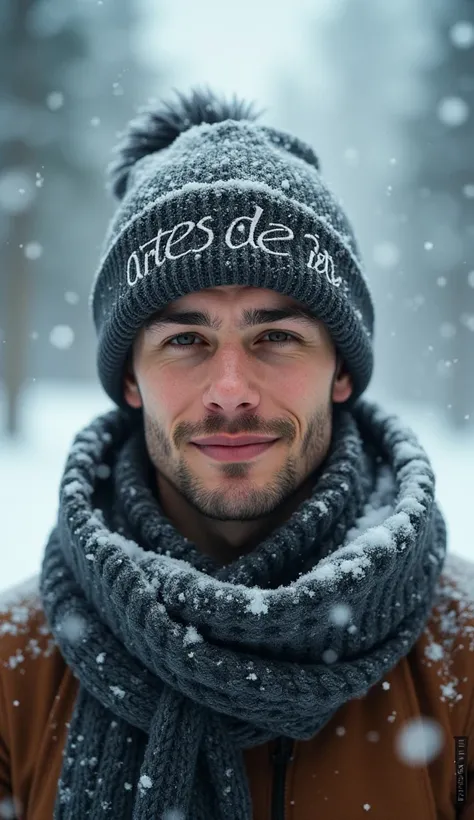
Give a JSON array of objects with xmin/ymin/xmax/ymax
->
[{"xmin": 39, "ymin": 398, "xmax": 447, "ymax": 819}]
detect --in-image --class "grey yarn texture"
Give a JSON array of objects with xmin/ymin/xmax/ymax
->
[
  {"xmin": 39, "ymin": 398, "xmax": 446, "ymax": 819},
  {"xmin": 90, "ymin": 120, "xmax": 375, "ymax": 410}
]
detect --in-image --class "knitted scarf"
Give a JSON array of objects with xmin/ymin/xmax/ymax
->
[{"xmin": 39, "ymin": 398, "xmax": 447, "ymax": 819}]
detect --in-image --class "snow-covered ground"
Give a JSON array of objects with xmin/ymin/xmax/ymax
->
[{"xmin": 0, "ymin": 380, "xmax": 472, "ymax": 592}]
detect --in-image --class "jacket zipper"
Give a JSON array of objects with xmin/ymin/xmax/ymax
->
[{"xmin": 270, "ymin": 736, "xmax": 294, "ymax": 820}]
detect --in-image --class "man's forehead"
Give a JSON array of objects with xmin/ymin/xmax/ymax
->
[{"xmin": 164, "ymin": 285, "xmax": 303, "ymax": 312}]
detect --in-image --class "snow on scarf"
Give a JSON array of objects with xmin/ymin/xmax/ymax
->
[{"xmin": 39, "ymin": 398, "xmax": 447, "ymax": 819}]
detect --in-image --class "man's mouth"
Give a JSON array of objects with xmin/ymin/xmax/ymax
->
[{"xmin": 191, "ymin": 439, "xmax": 279, "ymax": 462}]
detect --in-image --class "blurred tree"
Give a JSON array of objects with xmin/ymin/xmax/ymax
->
[
  {"xmin": 0, "ymin": 0, "xmax": 161, "ymax": 436},
  {"xmin": 391, "ymin": 0, "xmax": 474, "ymax": 429},
  {"xmin": 0, "ymin": 0, "xmax": 84, "ymax": 435}
]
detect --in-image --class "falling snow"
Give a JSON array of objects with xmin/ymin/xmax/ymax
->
[
  {"xmin": 437, "ymin": 96, "xmax": 470, "ymax": 127},
  {"xmin": 450, "ymin": 21, "xmax": 474, "ymax": 49},
  {"xmin": 0, "ymin": 169, "xmax": 36, "ymax": 213},
  {"xmin": 24, "ymin": 242, "xmax": 43, "ymax": 260},
  {"xmin": 373, "ymin": 241, "xmax": 400, "ymax": 269},
  {"xmin": 49, "ymin": 325, "xmax": 75, "ymax": 350},
  {"xmin": 328, "ymin": 603, "xmax": 352, "ymax": 627},
  {"xmin": 57, "ymin": 613, "xmax": 87, "ymax": 643},
  {"xmin": 46, "ymin": 91, "xmax": 64, "ymax": 111},
  {"xmin": 366, "ymin": 731, "xmax": 380, "ymax": 743},
  {"xmin": 395, "ymin": 717, "xmax": 444, "ymax": 766}
]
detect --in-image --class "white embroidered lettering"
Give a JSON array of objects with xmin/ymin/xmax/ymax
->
[
  {"xmin": 256, "ymin": 223, "xmax": 293, "ymax": 256},
  {"xmin": 304, "ymin": 233, "xmax": 341, "ymax": 287},
  {"xmin": 124, "ymin": 206, "xmax": 343, "ymax": 293},
  {"xmin": 164, "ymin": 221, "xmax": 195, "ymax": 260},
  {"xmin": 143, "ymin": 249, "xmax": 155, "ymax": 278},
  {"xmin": 195, "ymin": 215, "xmax": 214, "ymax": 251},
  {"xmin": 126, "ymin": 251, "xmax": 142, "ymax": 287},
  {"xmin": 154, "ymin": 228, "xmax": 173, "ymax": 267},
  {"xmin": 225, "ymin": 205, "xmax": 264, "ymax": 249}
]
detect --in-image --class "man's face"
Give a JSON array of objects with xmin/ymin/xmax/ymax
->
[{"xmin": 124, "ymin": 285, "xmax": 352, "ymax": 522}]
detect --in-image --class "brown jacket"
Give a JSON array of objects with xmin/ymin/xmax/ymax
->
[{"xmin": 1, "ymin": 555, "xmax": 474, "ymax": 820}]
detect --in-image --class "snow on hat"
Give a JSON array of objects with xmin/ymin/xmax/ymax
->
[{"xmin": 89, "ymin": 87, "xmax": 375, "ymax": 410}]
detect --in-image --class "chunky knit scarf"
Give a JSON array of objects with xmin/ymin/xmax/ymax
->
[{"xmin": 40, "ymin": 398, "xmax": 446, "ymax": 819}]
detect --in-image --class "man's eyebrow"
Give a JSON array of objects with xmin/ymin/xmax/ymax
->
[{"xmin": 143, "ymin": 307, "xmax": 321, "ymax": 332}]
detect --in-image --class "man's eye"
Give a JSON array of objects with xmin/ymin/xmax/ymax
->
[{"xmin": 167, "ymin": 333, "xmax": 200, "ymax": 347}]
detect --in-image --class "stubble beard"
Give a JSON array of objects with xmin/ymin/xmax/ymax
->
[{"xmin": 142, "ymin": 398, "xmax": 333, "ymax": 523}]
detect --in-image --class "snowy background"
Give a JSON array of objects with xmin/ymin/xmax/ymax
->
[{"xmin": 1, "ymin": 0, "xmax": 473, "ymax": 590}]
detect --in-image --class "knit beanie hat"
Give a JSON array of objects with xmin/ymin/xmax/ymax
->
[{"xmin": 89, "ymin": 87, "xmax": 375, "ymax": 410}]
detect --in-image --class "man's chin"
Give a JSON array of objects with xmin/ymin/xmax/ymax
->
[{"xmin": 184, "ymin": 485, "xmax": 288, "ymax": 522}]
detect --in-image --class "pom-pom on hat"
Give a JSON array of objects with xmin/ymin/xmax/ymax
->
[{"xmin": 90, "ymin": 86, "xmax": 375, "ymax": 410}]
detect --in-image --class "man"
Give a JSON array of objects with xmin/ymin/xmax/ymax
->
[{"xmin": 1, "ymin": 87, "xmax": 473, "ymax": 820}]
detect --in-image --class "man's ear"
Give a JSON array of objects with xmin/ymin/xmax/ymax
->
[
  {"xmin": 332, "ymin": 356, "xmax": 353, "ymax": 404},
  {"xmin": 123, "ymin": 351, "xmax": 143, "ymax": 409}
]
